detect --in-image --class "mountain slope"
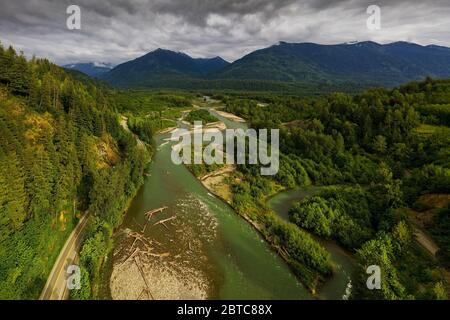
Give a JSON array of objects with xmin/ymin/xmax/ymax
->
[
  {"xmin": 100, "ymin": 41, "xmax": 450, "ymax": 90},
  {"xmin": 0, "ymin": 44, "xmax": 149, "ymax": 299},
  {"xmin": 102, "ymin": 49, "xmax": 229, "ymax": 87},
  {"xmin": 63, "ymin": 62, "xmax": 114, "ymax": 78},
  {"xmin": 214, "ymin": 41, "xmax": 450, "ymax": 86}
]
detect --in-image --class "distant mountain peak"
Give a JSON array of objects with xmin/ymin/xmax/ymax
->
[
  {"xmin": 64, "ymin": 62, "xmax": 114, "ymax": 68},
  {"xmin": 63, "ymin": 62, "xmax": 114, "ymax": 78},
  {"xmin": 101, "ymin": 48, "xmax": 230, "ymax": 86},
  {"xmin": 92, "ymin": 62, "xmax": 114, "ymax": 68},
  {"xmin": 345, "ymin": 41, "xmax": 381, "ymax": 47}
]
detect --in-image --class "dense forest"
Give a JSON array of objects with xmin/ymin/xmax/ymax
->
[
  {"xmin": 216, "ymin": 78, "xmax": 450, "ymax": 299},
  {"xmin": 0, "ymin": 44, "xmax": 151, "ymax": 299}
]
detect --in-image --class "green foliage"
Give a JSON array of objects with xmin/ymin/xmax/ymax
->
[
  {"xmin": 416, "ymin": 104, "xmax": 450, "ymax": 127},
  {"xmin": 405, "ymin": 165, "xmax": 450, "ymax": 199},
  {"xmin": 353, "ymin": 233, "xmax": 409, "ymax": 300},
  {"xmin": 432, "ymin": 282, "xmax": 448, "ymax": 300},
  {"xmin": 221, "ymin": 77, "xmax": 450, "ymax": 299},
  {"xmin": 276, "ymin": 154, "xmax": 311, "ymax": 189},
  {"xmin": 113, "ymin": 90, "xmax": 193, "ymax": 116},
  {"xmin": 353, "ymin": 221, "xmax": 446, "ymax": 300},
  {"xmin": 80, "ymin": 220, "xmax": 111, "ymax": 276},
  {"xmin": 0, "ymin": 153, "xmax": 27, "ymax": 239},
  {"xmin": 429, "ymin": 206, "xmax": 450, "ymax": 268},
  {"xmin": 290, "ymin": 186, "xmax": 373, "ymax": 249},
  {"xmin": 0, "ymin": 215, "xmax": 75, "ymax": 299},
  {"xmin": 0, "ymin": 43, "xmax": 149, "ymax": 299},
  {"xmin": 262, "ymin": 213, "xmax": 333, "ymax": 288},
  {"xmin": 290, "ymin": 197, "xmax": 334, "ymax": 237},
  {"xmin": 185, "ymin": 109, "xmax": 218, "ymax": 124},
  {"xmin": 70, "ymin": 268, "xmax": 91, "ymax": 300},
  {"xmin": 373, "ymin": 135, "xmax": 387, "ymax": 154},
  {"xmin": 127, "ymin": 117, "xmax": 155, "ymax": 144}
]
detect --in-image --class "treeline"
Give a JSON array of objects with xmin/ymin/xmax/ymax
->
[
  {"xmin": 113, "ymin": 91, "xmax": 193, "ymax": 116},
  {"xmin": 107, "ymin": 76, "xmax": 368, "ymax": 95},
  {"xmin": 222, "ymin": 78, "xmax": 450, "ymax": 299},
  {"xmin": 0, "ymin": 44, "xmax": 150, "ymax": 299}
]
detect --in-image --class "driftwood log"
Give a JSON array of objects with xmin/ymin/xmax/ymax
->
[{"xmin": 145, "ymin": 207, "xmax": 168, "ymax": 220}]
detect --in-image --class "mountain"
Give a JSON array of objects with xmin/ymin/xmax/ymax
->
[
  {"xmin": 63, "ymin": 62, "xmax": 114, "ymax": 78},
  {"xmin": 214, "ymin": 41, "xmax": 450, "ymax": 86},
  {"xmin": 101, "ymin": 49, "xmax": 229, "ymax": 87},
  {"xmin": 100, "ymin": 41, "xmax": 450, "ymax": 90}
]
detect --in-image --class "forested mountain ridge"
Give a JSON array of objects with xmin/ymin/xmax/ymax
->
[
  {"xmin": 0, "ymin": 43, "xmax": 150, "ymax": 299},
  {"xmin": 99, "ymin": 41, "xmax": 450, "ymax": 91},
  {"xmin": 102, "ymin": 48, "xmax": 229, "ymax": 88},
  {"xmin": 215, "ymin": 41, "xmax": 450, "ymax": 86}
]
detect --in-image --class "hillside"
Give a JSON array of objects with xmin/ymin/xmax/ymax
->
[
  {"xmin": 102, "ymin": 49, "xmax": 229, "ymax": 88},
  {"xmin": 100, "ymin": 42, "xmax": 450, "ymax": 91},
  {"xmin": 216, "ymin": 41, "xmax": 450, "ymax": 85},
  {"xmin": 0, "ymin": 44, "xmax": 149, "ymax": 299}
]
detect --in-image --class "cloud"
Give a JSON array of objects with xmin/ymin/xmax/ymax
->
[{"xmin": 1, "ymin": 0, "xmax": 449, "ymax": 65}]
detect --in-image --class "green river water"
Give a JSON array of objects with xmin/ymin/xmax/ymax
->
[{"xmin": 105, "ymin": 106, "xmax": 354, "ymax": 300}]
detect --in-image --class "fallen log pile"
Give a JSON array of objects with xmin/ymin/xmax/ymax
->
[
  {"xmin": 115, "ymin": 205, "xmax": 178, "ymax": 300},
  {"xmin": 145, "ymin": 206, "xmax": 168, "ymax": 220}
]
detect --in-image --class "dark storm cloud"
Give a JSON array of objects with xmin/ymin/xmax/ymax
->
[
  {"xmin": 0, "ymin": 0, "xmax": 449, "ymax": 65},
  {"xmin": 150, "ymin": 0, "xmax": 300, "ymax": 25}
]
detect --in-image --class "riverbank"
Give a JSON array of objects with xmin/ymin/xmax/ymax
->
[
  {"xmin": 191, "ymin": 165, "xmax": 333, "ymax": 295},
  {"xmin": 214, "ymin": 110, "xmax": 246, "ymax": 123},
  {"xmin": 199, "ymin": 165, "xmax": 236, "ymax": 204},
  {"xmin": 80, "ymin": 120, "xmax": 153, "ymax": 300},
  {"xmin": 197, "ymin": 168, "xmax": 357, "ymax": 299},
  {"xmin": 96, "ymin": 181, "xmax": 148, "ymax": 299}
]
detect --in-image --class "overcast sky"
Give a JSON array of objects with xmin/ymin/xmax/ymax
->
[{"xmin": 1, "ymin": 0, "xmax": 449, "ymax": 65}]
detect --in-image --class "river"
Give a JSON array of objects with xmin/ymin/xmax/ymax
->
[
  {"xmin": 106, "ymin": 131, "xmax": 311, "ymax": 299},
  {"xmin": 104, "ymin": 103, "xmax": 354, "ymax": 300}
]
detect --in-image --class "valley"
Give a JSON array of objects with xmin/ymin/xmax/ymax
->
[{"xmin": 1, "ymin": 41, "xmax": 449, "ymax": 302}]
